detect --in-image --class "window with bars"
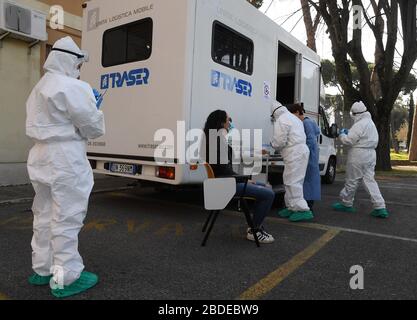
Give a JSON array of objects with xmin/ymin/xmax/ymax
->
[
  {"xmin": 212, "ymin": 21, "xmax": 254, "ymax": 75},
  {"xmin": 102, "ymin": 18, "xmax": 153, "ymax": 68}
]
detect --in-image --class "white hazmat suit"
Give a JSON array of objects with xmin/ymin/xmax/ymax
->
[
  {"xmin": 338, "ymin": 101, "xmax": 386, "ymax": 209},
  {"xmin": 26, "ymin": 36, "xmax": 105, "ymax": 286},
  {"xmin": 271, "ymin": 102, "xmax": 310, "ymax": 212}
]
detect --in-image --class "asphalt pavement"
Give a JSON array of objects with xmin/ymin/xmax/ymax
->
[{"xmin": 1, "ymin": 173, "xmax": 417, "ymax": 300}]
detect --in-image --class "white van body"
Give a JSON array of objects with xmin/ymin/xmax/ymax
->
[{"xmin": 81, "ymin": 0, "xmax": 337, "ymax": 186}]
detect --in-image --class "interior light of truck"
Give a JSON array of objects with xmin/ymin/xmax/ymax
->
[{"xmin": 156, "ymin": 167, "xmax": 175, "ymax": 180}]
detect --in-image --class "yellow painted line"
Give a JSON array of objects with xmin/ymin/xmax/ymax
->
[
  {"xmin": 264, "ymin": 216, "xmax": 332, "ymax": 232},
  {"xmin": 127, "ymin": 219, "xmax": 151, "ymax": 234},
  {"xmin": 238, "ymin": 229, "xmax": 340, "ymax": 300},
  {"xmin": 84, "ymin": 219, "xmax": 117, "ymax": 231},
  {"xmin": 0, "ymin": 217, "xmax": 21, "ymax": 226},
  {"xmin": 0, "ymin": 293, "xmax": 9, "ymax": 300},
  {"xmin": 155, "ymin": 223, "xmax": 184, "ymax": 237},
  {"xmin": 109, "ymin": 192, "xmax": 417, "ymax": 243}
]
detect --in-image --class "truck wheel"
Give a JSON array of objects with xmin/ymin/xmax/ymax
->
[{"xmin": 322, "ymin": 157, "xmax": 336, "ymax": 184}]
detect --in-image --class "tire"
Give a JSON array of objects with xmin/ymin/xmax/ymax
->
[{"xmin": 322, "ymin": 157, "xmax": 336, "ymax": 184}]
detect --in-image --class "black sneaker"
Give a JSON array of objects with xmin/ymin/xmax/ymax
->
[{"xmin": 247, "ymin": 228, "xmax": 275, "ymax": 244}]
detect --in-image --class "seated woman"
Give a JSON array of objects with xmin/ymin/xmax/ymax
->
[{"xmin": 203, "ymin": 110, "xmax": 275, "ymax": 244}]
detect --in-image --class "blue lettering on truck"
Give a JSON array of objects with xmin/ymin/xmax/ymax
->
[
  {"xmin": 211, "ymin": 70, "xmax": 252, "ymax": 97},
  {"xmin": 101, "ymin": 68, "xmax": 150, "ymax": 89}
]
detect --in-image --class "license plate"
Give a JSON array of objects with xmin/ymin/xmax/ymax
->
[{"xmin": 110, "ymin": 163, "xmax": 138, "ymax": 175}]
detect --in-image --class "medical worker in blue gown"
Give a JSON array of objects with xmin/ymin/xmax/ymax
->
[{"xmin": 287, "ymin": 103, "xmax": 321, "ymax": 211}]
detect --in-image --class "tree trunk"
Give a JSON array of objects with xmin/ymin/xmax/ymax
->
[
  {"xmin": 370, "ymin": 0, "xmax": 384, "ymax": 101},
  {"xmin": 300, "ymin": 0, "xmax": 317, "ymax": 52},
  {"xmin": 376, "ymin": 112, "xmax": 393, "ymax": 171},
  {"xmin": 409, "ymin": 101, "xmax": 417, "ymax": 161},
  {"xmin": 407, "ymin": 94, "xmax": 415, "ymax": 150},
  {"xmin": 391, "ymin": 122, "xmax": 400, "ymax": 153},
  {"xmin": 307, "ymin": 0, "xmax": 417, "ymax": 170}
]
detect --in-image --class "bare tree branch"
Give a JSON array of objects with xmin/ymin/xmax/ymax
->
[
  {"xmin": 361, "ymin": 2, "xmax": 385, "ymax": 53},
  {"xmin": 348, "ymin": 0, "xmax": 374, "ymax": 109}
]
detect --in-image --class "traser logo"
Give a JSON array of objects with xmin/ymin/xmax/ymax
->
[
  {"xmin": 211, "ymin": 70, "xmax": 252, "ymax": 97},
  {"xmin": 101, "ymin": 68, "xmax": 150, "ymax": 90}
]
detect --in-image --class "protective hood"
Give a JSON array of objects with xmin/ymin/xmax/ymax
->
[
  {"xmin": 274, "ymin": 105, "xmax": 290, "ymax": 119},
  {"xmin": 351, "ymin": 101, "xmax": 367, "ymax": 114},
  {"xmin": 350, "ymin": 101, "xmax": 368, "ymax": 122},
  {"xmin": 43, "ymin": 36, "xmax": 85, "ymax": 79},
  {"xmin": 271, "ymin": 101, "xmax": 288, "ymax": 120}
]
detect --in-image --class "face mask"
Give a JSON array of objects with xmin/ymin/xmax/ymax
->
[{"xmin": 229, "ymin": 122, "xmax": 235, "ymax": 132}]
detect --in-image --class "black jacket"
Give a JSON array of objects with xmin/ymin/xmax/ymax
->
[{"xmin": 205, "ymin": 136, "xmax": 245, "ymax": 182}]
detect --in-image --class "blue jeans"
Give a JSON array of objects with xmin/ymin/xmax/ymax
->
[{"xmin": 236, "ymin": 183, "xmax": 275, "ymax": 229}]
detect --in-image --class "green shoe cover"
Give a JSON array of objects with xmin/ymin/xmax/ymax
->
[
  {"xmin": 278, "ymin": 208, "xmax": 292, "ymax": 218},
  {"xmin": 51, "ymin": 271, "xmax": 98, "ymax": 299},
  {"xmin": 371, "ymin": 208, "xmax": 389, "ymax": 219},
  {"xmin": 332, "ymin": 202, "xmax": 356, "ymax": 213},
  {"xmin": 289, "ymin": 211, "xmax": 314, "ymax": 222},
  {"xmin": 28, "ymin": 273, "xmax": 52, "ymax": 286}
]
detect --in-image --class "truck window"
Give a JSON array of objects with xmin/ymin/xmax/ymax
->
[
  {"xmin": 102, "ymin": 18, "xmax": 153, "ymax": 68},
  {"xmin": 212, "ymin": 21, "xmax": 254, "ymax": 75},
  {"xmin": 319, "ymin": 107, "xmax": 331, "ymax": 137}
]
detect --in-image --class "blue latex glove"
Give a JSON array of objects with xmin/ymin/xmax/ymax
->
[
  {"xmin": 340, "ymin": 128, "xmax": 349, "ymax": 136},
  {"xmin": 92, "ymin": 88, "xmax": 103, "ymax": 110}
]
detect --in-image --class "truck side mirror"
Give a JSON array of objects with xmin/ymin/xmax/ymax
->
[{"xmin": 330, "ymin": 124, "xmax": 338, "ymax": 138}]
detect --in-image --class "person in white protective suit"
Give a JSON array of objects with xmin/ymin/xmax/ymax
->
[
  {"xmin": 26, "ymin": 36, "xmax": 105, "ymax": 298},
  {"xmin": 332, "ymin": 101, "xmax": 389, "ymax": 218},
  {"xmin": 270, "ymin": 101, "xmax": 314, "ymax": 222}
]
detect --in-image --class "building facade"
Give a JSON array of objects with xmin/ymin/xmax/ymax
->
[{"xmin": 0, "ymin": 0, "xmax": 84, "ymax": 185}]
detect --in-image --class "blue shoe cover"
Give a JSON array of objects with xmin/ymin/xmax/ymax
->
[
  {"xmin": 289, "ymin": 211, "xmax": 314, "ymax": 222},
  {"xmin": 332, "ymin": 202, "xmax": 356, "ymax": 213},
  {"xmin": 371, "ymin": 208, "xmax": 389, "ymax": 219},
  {"xmin": 28, "ymin": 273, "xmax": 52, "ymax": 286},
  {"xmin": 51, "ymin": 271, "xmax": 98, "ymax": 298},
  {"xmin": 278, "ymin": 208, "xmax": 292, "ymax": 218}
]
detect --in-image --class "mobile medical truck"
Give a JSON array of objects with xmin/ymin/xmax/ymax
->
[{"xmin": 81, "ymin": 0, "xmax": 338, "ymax": 187}]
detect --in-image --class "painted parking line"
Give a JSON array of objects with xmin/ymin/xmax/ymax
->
[
  {"xmin": 0, "ymin": 187, "xmax": 134, "ymax": 206},
  {"xmin": 0, "ymin": 293, "xmax": 9, "ymax": 300},
  {"xmin": 0, "ymin": 198, "xmax": 33, "ymax": 206},
  {"xmin": 266, "ymin": 218, "xmax": 417, "ymax": 244},
  {"xmin": 325, "ymin": 194, "xmax": 417, "ymax": 208},
  {"xmin": 110, "ymin": 192, "xmax": 417, "ymax": 244},
  {"xmin": 238, "ymin": 229, "xmax": 340, "ymax": 300}
]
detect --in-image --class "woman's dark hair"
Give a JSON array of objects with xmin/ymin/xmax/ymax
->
[
  {"xmin": 287, "ymin": 103, "xmax": 305, "ymax": 115},
  {"xmin": 203, "ymin": 110, "xmax": 228, "ymax": 137},
  {"xmin": 203, "ymin": 110, "xmax": 229, "ymax": 164}
]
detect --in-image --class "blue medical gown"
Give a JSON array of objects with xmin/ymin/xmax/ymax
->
[{"xmin": 303, "ymin": 117, "xmax": 321, "ymax": 201}]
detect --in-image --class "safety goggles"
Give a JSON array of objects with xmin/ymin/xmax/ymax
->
[{"xmin": 51, "ymin": 48, "xmax": 90, "ymax": 63}]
